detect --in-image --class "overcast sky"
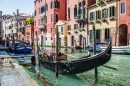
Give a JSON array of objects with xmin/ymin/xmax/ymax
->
[{"xmin": 0, "ymin": 0, "xmax": 34, "ymax": 15}]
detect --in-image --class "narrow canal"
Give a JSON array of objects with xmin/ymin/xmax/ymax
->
[{"xmin": 11, "ymin": 48, "xmax": 130, "ymax": 86}]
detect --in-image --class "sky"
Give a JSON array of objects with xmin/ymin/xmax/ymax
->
[{"xmin": 0, "ymin": 0, "xmax": 34, "ymax": 15}]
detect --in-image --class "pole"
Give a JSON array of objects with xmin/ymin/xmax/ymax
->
[
  {"xmin": 93, "ymin": 25, "xmax": 98, "ymax": 75},
  {"xmin": 128, "ymin": 33, "xmax": 129, "ymax": 46},
  {"xmin": 6, "ymin": 37, "xmax": 9, "ymax": 47},
  {"xmin": 35, "ymin": 31, "xmax": 40, "ymax": 66},
  {"xmin": 13, "ymin": 33, "xmax": 16, "ymax": 54},
  {"xmin": 56, "ymin": 25, "xmax": 59, "ymax": 77}
]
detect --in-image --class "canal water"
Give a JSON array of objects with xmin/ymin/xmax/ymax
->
[{"xmin": 13, "ymin": 48, "xmax": 130, "ymax": 86}]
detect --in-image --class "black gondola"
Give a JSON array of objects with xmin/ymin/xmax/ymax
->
[{"xmin": 39, "ymin": 37, "xmax": 112, "ymax": 74}]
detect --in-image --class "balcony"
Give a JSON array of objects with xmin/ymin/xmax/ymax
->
[
  {"xmin": 26, "ymin": 32, "xmax": 30, "ymax": 35},
  {"xmin": 76, "ymin": 14, "xmax": 86, "ymax": 23},
  {"xmin": 40, "ymin": 12, "xmax": 45, "ymax": 18},
  {"xmin": 38, "ymin": 24, "xmax": 45, "ymax": 30}
]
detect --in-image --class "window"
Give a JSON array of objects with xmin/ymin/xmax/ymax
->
[
  {"xmin": 45, "ymin": 4, "xmax": 48, "ymax": 11},
  {"xmin": 39, "ymin": 8, "xmax": 41, "ymax": 14},
  {"xmin": 96, "ymin": 29, "xmax": 100, "ymax": 42},
  {"xmin": 35, "ymin": 20, "xmax": 36, "ymax": 27},
  {"xmin": 39, "ymin": 19, "xmax": 40, "ymax": 25},
  {"xmin": 74, "ymin": 24, "xmax": 78, "ymax": 30},
  {"xmin": 50, "ymin": 1, "xmax": 53, "ymax": 9},
  {"xmin": 51, "ymin": 28, "xmax": 53, "ymax": 33},
  {"xmin": 61, "ymin": 26, "xmax": 63, "ymax": 33},
  {"xmin": 101, "ymin": 8, "xmax": 108, "ymax": 19},
  {"xmin": 108, "ymin": 6, "xmax": 115, "ymax": 17},
  {"xmin": 105, "ymin": 28, "xmax": 110, "ymax": 40},
  {"xmin": 19, "ymin": 21, "xmax": 22, "ymax": 26},
  {"xmin": 39, "ymin": 0, "xmax": 40, "ymax": 3},
  {"xmin": 55, "ymin": 28, "xmax": 57, "ymax": 33},
  {"xmin": 51, "ymin": 14, "xmax": 53, "ymax": 22},
  {"xmin": 90, "ymin": 30, "xmax": 93, "ymax": 42},
  {"xmin": 68, "ymin": 8, "xmax": 70, "ymax": 20},
  {"xmin": 55, "ymin": 0, "xmax": 60, "ymax": 9},
  {"xmin": 27, "ymin": 36, "xmax": 29, "ymax": 40},
  {"xmin": 56, "ymin": 14, "xmax": 58, "ymax": 22},
  {"xmin": 41, "ymin": 6, "xmax": 44, "ymax": 13},
  {"xmin": 95, "ymin": 10, "xmax": 101, "ymax": 20},
  {"xmin": 41, "ymin": 0, "xmax": 42, "ymax": 2},
  {"xmin": 67, "ymin": 25, "xmax": 71, "ymax": 31},
  {"xmin": 46, "ymin": 16, "xmax": 47, "ymax": 24},
  {"xmin": 27, "ymin": 29, "xmax": 29, "ymax": 32},
  {"xmin": 9, "ymin": 26, "xmax": 12, "ymax": 29},
  {"xmin": 35, "ymin": 2, "xmax": 36, "ymax": 6},
  {"xmin": 51, "ymin": 37, "xmax": 53, "ymax": 40},
  {"xmin": 90, "ymin": 12, "xmax": 94, "ymax": 21},
  {"xmin": 46, "ymin": 29, "xmax": 47, "ymax": 33},
  {"xmin": 120, "ymin": 2, "xmax": 126, "ymax": 14},
  {"xmin": 80, "ymin": 23, "xmax": 82, "ymax": 28},
  {"xmin": 74, "ymin": 5, "xmax": 77, "ymax": 18},
  {"xmin": 19, "ymin": 34, "xmax": 21, "ymax": 38},
  {"xmin": 34, "ymin": 10, "xmax": 36, "ymax": 16}
]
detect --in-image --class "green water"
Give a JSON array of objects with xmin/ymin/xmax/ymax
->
[{"xmin": 26, "ymin": 53, "xmax": 130, "ymax": 86}]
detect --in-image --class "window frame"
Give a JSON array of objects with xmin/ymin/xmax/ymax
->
[{"xmin": 120, "ymin": 1, "xmax": 126, "ymax": 15}]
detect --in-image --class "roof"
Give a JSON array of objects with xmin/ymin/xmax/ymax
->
[{"xmin": 55, "ymin": 20, "xmax": 67, "ymax": 26}]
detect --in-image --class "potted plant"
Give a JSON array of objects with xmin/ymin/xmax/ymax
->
[
  {"xmin": 101, "ymin": 18, "xmax": 106, "ymax": 22},
  {"xmin": 95, "ymin": 19, "xmax": 100, "ymax": 23},
  {"xmin": 67, "ymin": 32, "xmax": 71, "ymax": 34},
  {"xmin": 81, "ymin": 28, "xmax": 85, "ymax": 31},
  {"xmin": 78, "ymin": 28, "xmax": 82, "ymax": 31},
  {"xmin": 21, "ymin": 31, "xmax": 25, "ymax": 34},
  {"xmin": 97, "ymin": 0, "xmax": 104, "ymax": 5},
  {"xmin": 74, "ymin": 31, "xmax": 78, "ymax": 33},
  {"xmin": 89, "ymin": 21, "xmax": 94, "ymax": 24},
  {"xmin": 109, "ymin": 16, "xmax": 116, "ymax": 20},
  {"xmin": 26, "ymin": 32, "xmax": 30, "ymax": 35}
]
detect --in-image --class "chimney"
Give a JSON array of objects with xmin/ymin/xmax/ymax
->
[{"xmin": 17, "ymin": 9, "xmax": 19, "ymax": 16}]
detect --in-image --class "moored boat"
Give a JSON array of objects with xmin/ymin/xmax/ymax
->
[{"xmin": 38, "ymin": 37, "xmax": 112, "ymax": 74}]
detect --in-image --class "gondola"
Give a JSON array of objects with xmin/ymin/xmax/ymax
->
[{"xmin": 39, "ymin": 37, "xmax": 112, "ymax": 74}]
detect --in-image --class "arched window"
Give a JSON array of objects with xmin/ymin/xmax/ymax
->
[
  {"xmin": 55, "ymin": 0, "xmax": 60, "ymax": 9},
  {"xmin": 74, "ymin": 5, "xmax": 77, "ymax": 18},
  {"xmin": 50, "ymin": 0, "xmax": 53, "ymax": 9}
]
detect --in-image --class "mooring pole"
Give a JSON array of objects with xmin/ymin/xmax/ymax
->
[
  {"xmin": 36, "ymin": 31, "xmax": 40, "ymax": 66},
  {"xmin": 56, "ymin": 25, "xmax": 59, "ymax": 77},
  {"xmin": 93, "ymin": 25, "xmax": 98, "ymax": 75},
  {"xmin": 6, "ymin": 37, "xmax": 9, "ymax": 47},
  {"xmin": 13, "ymin": 33, "xmax": 16, "ymax": 54},
  {"xmin": 128, "ymin": 33, "xmax": 129, "ymax": 46}
]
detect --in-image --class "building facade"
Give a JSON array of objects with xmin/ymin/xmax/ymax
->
[
  {"xmin": 88, "ymin": 0, "xmax": 118, "ymax": 46},
  {"xmin": 25, "ymin": 24, "xmax": 34, "ymax": 45},
  {"xmin": 55, "ymin": 20, "xmax": 67, "ymax": 47},
  {"xmin": 34, "ymin": 0, "xmax": 67, "ymax": 46},
  {"xmin": 119, "ymin": 0, "xmax": 130, "ymax": 46},
  {"xmin": 0, "ymin": 11, "xmax": 2, "ymax": 43},
  {"xmin": 66, "ymin": 0, "xmax": 95, "ymax": 48},
  {"xmin": 2, "ymin": 9, "xmax": 31, "ymax": 40}
]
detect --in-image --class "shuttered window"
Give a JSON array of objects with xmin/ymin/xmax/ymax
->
[
  {"xmin": 46, "ymin": 16, "xmax": 47, "ymax": 24},
  {"xmin": 74, "ymin": 7, "xmax": 77, "ymax": 17},
  {"xmin": 102, "ymin": 8, "xmax": 108, "ymax": 18},
  {"xmin": 56, "ymin": 14, "xmax": 58, "ymax": 22},
  {"xmin": 83, "ymin": 7, "xmax": 86, "ymax": 18},
  {"xmin": 61, "ymin": 26, "xmax": 63, "ymax": 33},
  {"xmin": 90, "ymin": 30, "xmax": 93, "ymax": 42},
  {"xmin": 50, "ymin": 1, "xmax": 53, "ymax": 9},
  {"xmin": 55, "ymin": 28, "xmax": 56, "ymax": 34},
  {"xmin": 55, "ymin": 0, "xmax": 60, "ymax": 9},
  {"xmin": 67, "ymin": 25, "xmax": 71, "ymax": 31},
  {"xmin": 74, "ymin": 24, "xmax": 78, "ymax": 30},
  {"xmin": 108, "ymin": 6, "xmax": 115, "ymax": 17},
  {"xmin": 51, "ymin": 28, "xmax": 53, "ymax": 33},
  {"xmin": 121, "ymin": 2, "xmax": 126, "ymax": 14},
  {"xmin": 96, "ymin": 30, "xmax": 100, "ymax": 42},
  {"xmin": 90, "ymin": 12, "xmax": 94, "ymax": 21},
  {"xmin": 68, "ymin": 8, "xmax": 70, "ymax": 20},
  {"xmin": 51, "ymin": 14, "xmax": 53, "ymax": 22},
  {"xmin": 105, "ymin": 28, "xmax": 110, "ymax": 39}
]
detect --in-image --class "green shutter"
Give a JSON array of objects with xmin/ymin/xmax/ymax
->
[
  {"xmin": 61, "ymin": 26, "xmax": 63, "ymax": 33},
  {"xmin": 106, "ymin": 8, "xmax": 108, "ymax": 18},
  {"xmin": 95, "ymin": 11, "xmax": 97, "ymax": 20},
  {"xmin": 89, "ymin": 13, "xmax": 91, "ymax": 21},
  {"xmin": 112, "ymin": 6, "xmax": 115, "ymax": 16},
  {"xmin": 55, "ymin": 28, "xmax": 56, "ymax": 34},
  {"xmin": 101, "ymin": 9, "xmax": 103, "ymax": 19},
  {"xmin": 90, "ymin": 30, "xmax": 93, "ymax": 42},
  {"xmin": 93, "ymin": 12, "xmax": 95, "ymax": 21},
  {"xmin": 108, "ymin": 7, "xmax": 111, "ymax": 17}
]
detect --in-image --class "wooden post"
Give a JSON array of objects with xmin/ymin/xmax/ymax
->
[
  {"xmin": 6, "ymin": 37, "xmax": 9, "ymax": 47},
  {"xmin": 128, "ymin": 33, "xmax": 129, "ymax": 46},
  {"xmin": 56, "ymin": 25, "xmax": 59, "ymax": 77},
  {"xmin": 13, "ymin": 33, "xmax": 16, "ymax": 54},
  {"xmin": 93, "ymin": 25, "xmax": 98, "ymax": 75},
  {"xmin": 83, "ymin": 38, "xmax": 84, "ymax": 50},
  {"xmin": 115, "ymin": 27, "xmax": 118, "ymax": 46},
  {"xmin": 35, "ymin": 31, "xmax": 40, "ymax": 66}
]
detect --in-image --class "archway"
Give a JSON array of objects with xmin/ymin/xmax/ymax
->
[
  {"xmin": 71, "ymin": 36, "xmax": 74, "ymax": 46},
  {"xmin": 119, "ymin": 24, "xmax": 128, "ymax": 46},
  {"xmin": 79, "ymin": 35, "xmax": 83, "ymax": 46}
]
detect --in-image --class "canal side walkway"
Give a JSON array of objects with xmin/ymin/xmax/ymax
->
[{"xmin": 0, "ymin": 51, "xmax": 40, "ymax": 86}]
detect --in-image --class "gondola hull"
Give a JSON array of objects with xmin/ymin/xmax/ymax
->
[{"xmin": 40, "ymin": 37, "xmax": 112, "ymax": 74}]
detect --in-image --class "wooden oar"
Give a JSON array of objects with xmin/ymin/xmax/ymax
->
[
  {"xmin": 102, "ymin": 65, "xmax": 117, "ymax": 70},
  {"xmin": 66, "ymin": 54, "xmax": 117, "ymax": 71}
]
